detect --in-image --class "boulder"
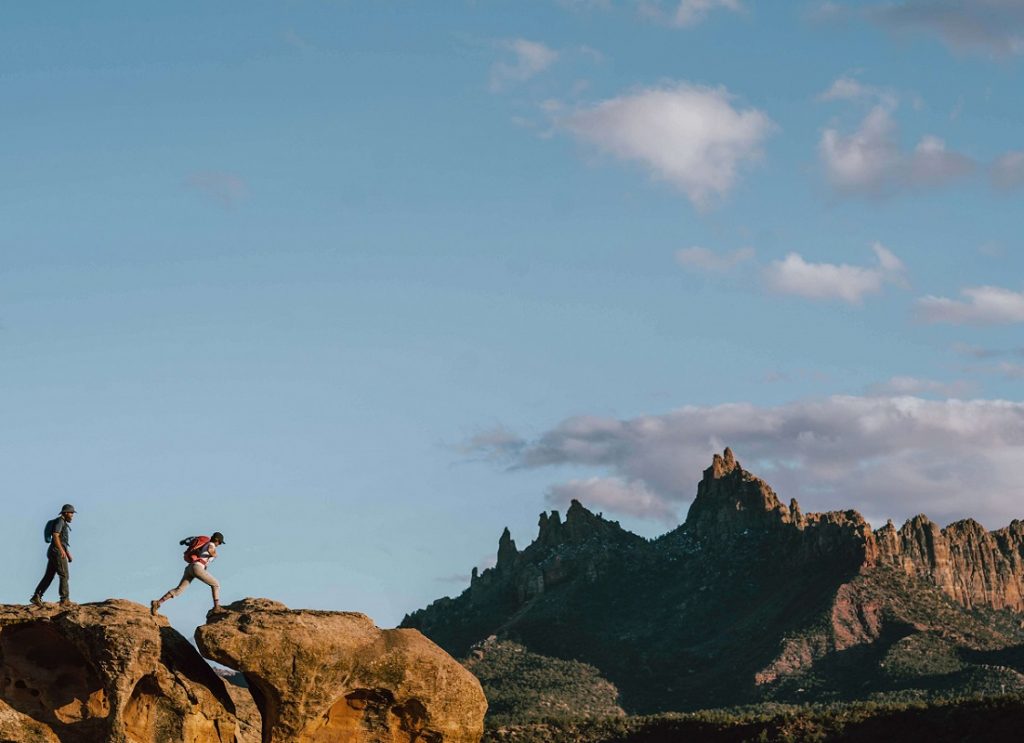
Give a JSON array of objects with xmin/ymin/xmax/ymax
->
[
  {"xmin": 0, "ymin": 600, "xmax": 239, "ymax": 743},
  {"xmin": 196, "ymin": 598, "xmax": 486, "ymax": 743}
]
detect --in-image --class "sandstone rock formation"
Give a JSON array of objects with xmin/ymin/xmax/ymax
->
[
  {"xmin": 196, "ymin": 598, "xmax": 486, "ymax": 743},
  {"xmin": 688, "ymin": 448, "xmax": 879, "ymax": 566},
  {"xmin": 0, "ymin": 600, "xmax": 240, "ymax": 743},
  {"xmin": 876, "ymin": 513, "xmax": 1024, "ymax": 611}
]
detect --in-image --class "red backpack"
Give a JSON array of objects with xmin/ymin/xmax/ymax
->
[{"xmin": 181, "ymin": 536, "xmax": 212, "ymax": 563}]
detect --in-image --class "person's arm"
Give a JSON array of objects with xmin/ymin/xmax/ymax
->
[
  {"xmin": 52, "ymin": 529, "xmax": 71, "ymax": 562},
  {"xmin": 207, "ymin": 544, "xmax": 217, "ymax": 560}
]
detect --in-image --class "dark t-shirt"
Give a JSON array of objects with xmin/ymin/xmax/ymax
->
[{"xmin": 49, "ymin": 518, "xmax": 70, "ymax": 555}]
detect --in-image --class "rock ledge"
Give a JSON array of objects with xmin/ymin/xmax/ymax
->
[{"xmin": 197, "ymin": 598, "xmax": 486, "ymax": 743}]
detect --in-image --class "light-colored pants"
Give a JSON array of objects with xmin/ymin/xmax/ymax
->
[{"xmin": 165, "ymin": 562, "xmax": 220, "ymax": 602}]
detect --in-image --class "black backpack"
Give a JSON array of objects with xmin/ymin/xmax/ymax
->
[{"xmin": 43, "ymin": 516, "xmax": 61, "ymax": 543}]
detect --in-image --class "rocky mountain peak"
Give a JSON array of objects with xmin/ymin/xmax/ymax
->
[
  {"xmin": 685, "ymin": 448, "xmax": 793, "ymax": 538},
  {"xmin": 535, "ymin": 499, "xmax": 635, "ymax": 549},
  {"xmin": 708, "ymin": 446, "xmax": 740, "ymax": 479}
]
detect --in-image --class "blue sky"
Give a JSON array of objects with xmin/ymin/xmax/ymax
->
[{"xmin": 2, "ymin": 1, "xmax": 1023, "ymax": 632}]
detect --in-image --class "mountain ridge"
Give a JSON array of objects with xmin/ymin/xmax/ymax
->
[{"xmin": 403, "ymin": 448, "xmax": 1024, "ymax": 717}]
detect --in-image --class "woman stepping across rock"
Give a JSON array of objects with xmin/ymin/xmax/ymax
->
[{"xmin": 151, "ymin": 532, "xmax": 226, "ymax": 616}]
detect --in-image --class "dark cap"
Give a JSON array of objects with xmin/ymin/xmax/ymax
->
[
  {"xmin": 61, "ymin": 504, "xmax": 76, "ymax": 514},
  {"xmin": 211, "ymin": 531, "xmax": 225, "ymax": 544}
]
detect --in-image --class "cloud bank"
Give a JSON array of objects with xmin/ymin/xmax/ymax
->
[{"xmin": 467, "ymin": 396, "xmax": 1024, "ymax": 529}]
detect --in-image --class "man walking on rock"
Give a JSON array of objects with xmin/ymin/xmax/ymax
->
[
  {"xmin": 31, "ymin": 504, "xmax": 76, "ymax": 607},
  {"xmin": 151, "ymin": 532, "xmax": 226, "ymax": 616}
]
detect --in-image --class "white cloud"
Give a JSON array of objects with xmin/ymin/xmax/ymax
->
[
  {"xmin": 490, "ymin": 39, "xmax": 559, "ymax": 91},
  {"xmin": 820, "ymin": 106, "xmax": 901, "ymax": 193},
  {"xmin": 818, "ymin": 76, "xmax": 898, "ymax": 108},
  {"xmin": 185, "ymin": 171, "xmax": 248, "ymax": 209},
  {"xmin": 917, "ymin": 285, "xmax": 1024, "ymax": 325},
  {"xmin": 467, "ymin": 396, "xmax": 1024, "ymax": 528},
  {"xmin": 819, "ymin": 105, "xmax": 974, "ymax": 195},
  {"xmin": 764, "ymin": 242, "xmax": 906, "ymax": 304},
  {"xmin": 992, "ymin": 151, "xmax": 1024, "ymax": 190},
  {"xmin": 460, "ymin": 426, "xmax": 526, "ymax": 460},
  {"xmin": 547, "ymin": 477, "xmax": 678, "ymax": 522},
  {"xmin": 675, "ymin": 246, "xmax": 755, "ymax": 272},
  {"xmin": 819, "ymin": 76, "xmax": 873, "ymax": 101},
  {"xmin": 561, "ymin": 83, "xmax": 774, "ymax": 208}
]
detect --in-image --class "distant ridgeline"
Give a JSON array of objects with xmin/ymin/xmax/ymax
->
[{"xmin": 403, "ymin": 448, "xmax": 1024, "ymax": 717}]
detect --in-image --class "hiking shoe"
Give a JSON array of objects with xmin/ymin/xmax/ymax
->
[
  {"xmin": 59, "ymin": 600, "xmax": 75, "ymax": 608},
  {"xmin": 29, "ymin": 595, "xmax": 43, "ymax": 607},
  {"xmin": 150, "ymin": 600, "xmax": 160, "ymax": 616}
]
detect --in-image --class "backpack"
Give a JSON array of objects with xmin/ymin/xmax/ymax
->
[
  {"xmin": 43, "ymin": 517, "xmax": 62, "ymax": 544},
  {"xmin": 180, "ymin": 536, "xmax": 212, "ymax": 563}
]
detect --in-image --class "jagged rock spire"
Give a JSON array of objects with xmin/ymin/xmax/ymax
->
[
  {"xmin": 496, "ymin": 527, "xmax": 518, "ymax": 571},
  {"xmin": 687, "ymin": 448, "xmax": 791, "ymax": 537}
]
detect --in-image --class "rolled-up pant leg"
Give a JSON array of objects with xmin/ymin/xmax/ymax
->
[{"xmin": 191, "ymin": 563, "xmax": 220, "ymax": 602}]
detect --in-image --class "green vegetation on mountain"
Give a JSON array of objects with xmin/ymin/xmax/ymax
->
[
  {"xmin": 481, "ymin": 695, "xmax": 1024, "ymax": 743},
  {"xmin": 463, "ymin": 638, "xmax": 624, "ymax": 725}
]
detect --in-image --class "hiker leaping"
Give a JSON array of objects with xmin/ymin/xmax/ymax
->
[{"xmin": 151, "ymin": 532, "xmax": 226, "ymax": 616}]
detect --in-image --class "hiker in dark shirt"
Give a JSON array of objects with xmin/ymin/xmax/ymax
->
[{"xmin": 31, "ymin": 504, "xmax": 76, "ymax": 607}]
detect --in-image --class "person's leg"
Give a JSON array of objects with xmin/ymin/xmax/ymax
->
[
  {"xmin": 32, "ymin": 554, "xmax": 58, "ymax": 602},
  {"xmin": 56, "ymin": 554, "xmax": 70, "ymax": 603},
  {"xmin": 191, "ymin": 564, "xmax": 221, "ymax": 610},
  {"xmin": 151, "ymin": 566, "xmax": 194, "ymax": 615}
]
